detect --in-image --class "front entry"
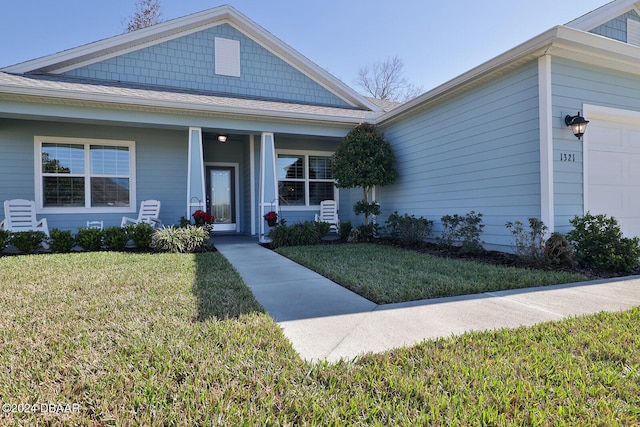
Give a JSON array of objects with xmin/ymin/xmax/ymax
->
[{"xmin": 206, "ymin": 165, "xmax": 237, "ymax": 232}]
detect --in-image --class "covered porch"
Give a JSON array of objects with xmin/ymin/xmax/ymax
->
[{"xmin": 186, "ymin": 127, "xmax": 343, "ymax": 242}]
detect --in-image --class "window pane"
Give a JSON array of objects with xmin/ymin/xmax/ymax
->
[
  {"xmin": 91, "ymin": 178, "xmax": 130, "ymax": 207},
  {"xmin": 279, "ymin": 181, "xmax": 305, "ymax": 205},
  {"xmin": 309, "ymin": 182, "xmax": 335, "ymax": 206},
  {"xmin": 309, "ymin": 156, "xmax": 332, "ymax": 180},
  {"xmin": 277, "ymin": 155, "xmax": 305, "ymax": 180},
  {"xmin": 91, "ymin": 145, "xmax": 130, "ymax": 175},
  {"xmin": 43, "ymin": 177, "xmax": 85, "ymax": 207},
  {"xmin": 42, "ymin": 143, "xmax": 84, "ymax": 174}
]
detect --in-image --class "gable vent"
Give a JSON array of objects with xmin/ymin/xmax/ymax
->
[
  {"xmin": 627, "ymin": 19, "xmax": 640, "ymax": 46},
  {"xmin": 215, "ymin": 37, "xmax": 241, "ymax": 77}
]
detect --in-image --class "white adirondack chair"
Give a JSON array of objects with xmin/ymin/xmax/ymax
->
[
  {"xmin": 315, "ymin": 200, "xmax": 339, "ymax": 233},
  {"xmin": 0, "ymin": 199, "xmax": 50, "ymax": 237},
  {"xmin": 121, "ymin": 200, "xmax": 162, "ymax": 229}
]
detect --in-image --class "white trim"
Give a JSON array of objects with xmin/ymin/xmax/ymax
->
[
  {"xmin": 628, "ymin": 18, "xmax": 640, "ymax": 45},
  {"xmin": 276, "ymin": 148, "xmax": 338, "ymax": 209},
  {"xmin": 187, "ymin": 127, "xmax": 206, "ymax": 218},
  {"xmin": 566, "ymin": 0, "xmax": 639, "ymax": 31},
  {"xmin": 249, "ymin": 134, "xmax": 256, "ymax": 235},
  {"xmin": 259, "ymin": 132, "xmax": 278, "ymax": 242},
  {"xmin": 538, "ymin": 55, "xmax": 554, "ymax": 232},
  {"xmin": 205, "ymin": 162, "xmax": 240, "ymax": 232},
  {"xmin": 34, "ymin": 136, "xmax": 136, "ymax": 214}
]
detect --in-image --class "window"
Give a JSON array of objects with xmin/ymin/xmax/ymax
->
[
  {"xmin": 628, "ymin": 19, "xmax": 640, "ymax": 46},
  {"xmin": 277, "ymin": 152, "xmax": 336, "ymax": 206},
  {"xmin": 36, "ymin": 137, "xmax": 135, "ymax": 213}
]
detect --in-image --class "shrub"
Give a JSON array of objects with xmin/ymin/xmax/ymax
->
[
  {"xmin": 125, "ymin": 222, "xmax": 155, "ymax": 250},
  {"xmin": 0, "ymin": 229, "xmax": 10, "ymax": 252},
  {"xmin": 348, "ymin": 223, "xmax": 379, "ymax": 242},
  {"xmin": 104, "ymin": 226, "xmax": 128, "ymax": 251},
  {"xmin": 269, "ymin": 221, "xmax": 327, "ymax": 248},
  {"xmin": 505, "ymin": 218, "xmax": 548, "ymax": 262},
  {"xmin": 567, "ymin": 212, "xmax": 640, "ymax": 272},
  {"xmin": 385, "ymin": 211, "xmax": 434, "ymax": 246},
  {"xmin": 49, "ymin": 228, "xmax": 75, "ymax": 253},
  {"xmin": 76, "ymin": 227, "xmax": 105, "ymax": 251},
  {"xmin": 154, "ymin": 225, "xmax": 211, "ymax": 253},
  {"xmin": 10, "ymin": 231, "xmax": 47, "ymax": 254},
  {"xmin": 339, "ymin": 221, "xmax": 352, "ymax": 242},
  {"xmin": 439, "ymin": 211, "xmax": 484, "ymax": 253},
  {"xmin": 544, "ymin": 232, "xmax": 576, "ymax": 266}
]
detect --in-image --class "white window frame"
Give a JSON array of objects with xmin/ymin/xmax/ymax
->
[
  {"xmin": 34, "ymin": 136, "xmax": 136, "ymax": 214},
  {"xmin": 276, "ymin": 149, "xmax": 337, "ymax": 211}
]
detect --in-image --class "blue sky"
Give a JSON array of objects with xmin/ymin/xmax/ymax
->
[{"xmin": 1, "ymin": 0, "xmax": 608, "ymax": 92}]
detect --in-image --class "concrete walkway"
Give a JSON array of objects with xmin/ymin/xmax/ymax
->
[{"xmin": 215, "ymin": 236, "xmax": 640, "ymax": 363}]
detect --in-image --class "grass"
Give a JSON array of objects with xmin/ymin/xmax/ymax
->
[
  {"xmin": 276, "ymin": 243, "xmax": 589, "ymax": 304},
  {"xmin": 1, "ymin": 251, "xmax": 638, "ymax": 425}
]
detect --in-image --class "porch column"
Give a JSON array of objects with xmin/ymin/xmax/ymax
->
[
  {"xmin": 259, "ymin": 132, "xmax": 278, "ymax": 242},
  {"xmin": 187, "ymin": 127, "xmax": 206, "ymax": 220}
]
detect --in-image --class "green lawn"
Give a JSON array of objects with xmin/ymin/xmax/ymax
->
[
  {"xmin": 276, "ymin": 243, "xmax": 588, "ymax": 304},
  {"xmin": 0, "ymin": 252, "xmax": 638, "ymax": 425}
]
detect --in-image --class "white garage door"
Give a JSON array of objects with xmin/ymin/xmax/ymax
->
[{"xmin": 586, "ymin": 118, "xmax": 640, "ymax": 238}]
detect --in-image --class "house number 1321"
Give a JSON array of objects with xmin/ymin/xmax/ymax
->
[{"xmin": 560, "ymin": 153, "xmax": 575, "ymax": 162}]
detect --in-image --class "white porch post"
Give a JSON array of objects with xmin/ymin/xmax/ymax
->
[
  {"xmin": 187, "ymin": 127, "xmax": 206, "ymax": 221},
  {"xmin": 259, "ymin": 132, "xmax": 278, "ymax": 242}
]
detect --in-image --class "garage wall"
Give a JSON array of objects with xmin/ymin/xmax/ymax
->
[
  {"xmin": 551, "ymin": 57, "xmax": 640, "ymax": 235},
  {"xmin": 378, "ymin": 62, "xmax": 541, "ymax": 251}
]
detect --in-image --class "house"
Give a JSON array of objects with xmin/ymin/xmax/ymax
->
[
  {"xmin": 0, "ymin": 5, "xmax": 386, "ymax": 242},
  {"xmin": 371, "ymin": 0, "xmax": 640, "ymax": 250},
  {"xmin": 2, "ymin": 0, "xmax": 640, "ymax": 250}
]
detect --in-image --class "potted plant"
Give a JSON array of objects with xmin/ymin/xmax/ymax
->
[
  {"xmin": 192, "ymin": 210, "xmax": 215, "ymax": 228},
  {"xmin": 264, "ymin": 211, "xmax": 278, "ymax": 227}
]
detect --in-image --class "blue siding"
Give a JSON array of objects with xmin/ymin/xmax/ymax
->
[
  {"xmin": 376, "ymin": 62, "xmax": 541, "ymax": 251},
  {"xmin": 589, "ymin": 9, "xmax": 640, "ymax": 42},
  {"xmin": 0, "ymin": 119, "xmax": 188, "ymax": 231},
  {"xmin": 551, "ymin": 57, "xmax": 640, "ymax": 232},
  {"xmin": 62, "ymin": 24, "xmax": 350, "ymax": 108}
]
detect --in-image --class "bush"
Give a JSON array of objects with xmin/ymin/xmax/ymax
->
[
  {"xmin": 76, "ymin": 227, "xmax": 105, "ymax": 251},
  {"xmin": 125, "ymin": 222, "xmax": 155, "ymax": 250},
  {"xmin": 347, "ymin": 223, "xmax": 379, "ymax": 242},
  {"xmin": 49, "ymin": 229, "xmax": 75, "ymax": 253},
  {"xmin": 567, "ymin": 212, "xmax": 640, "ymax": 272},
  {"xmin": 0, "ymin": 229, "xmax": 10, "ymax": 252},
  {"xmin": 385, "ymin": 211, "xmax": 434, "ymax": 246},
  {"xmin": 439, "ymin": 211, "xmax": 484, "ymax": 253},
  {"xmin": 339, "ymin": 221, "xmax": 352, "ymax": 242},
  {"xmin": 505, "ymin": 218, "xmax": 548, "ymax": 263},
  {"xmin": 269, "ymin": 221, "xmax": 327, "ymax": 248},
  {"xmin": 104, "ymin": 226, "xmax": 128, "ymax": 251},
  {"xmin": 544, "ymin": 232, "xmax": 576, "ymax": 266},
  {"xmin": 10, "ymin": 231, "xmax": 47, "ymax": 254},
  {"xmin": 154, "ymin": 225, "xmax": 211, "ymax": 253}
]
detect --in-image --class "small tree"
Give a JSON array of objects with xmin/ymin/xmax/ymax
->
[
  {"xmin": 332, "ymin": 123, "xmax": 398, "ymax": 225},
  {"xmin": 355, "ymin": 55, "xmax": 423, "ymax": 102},
  {"xmin": 125, "ymin": 0, "xmax": 162, "ymax": 32}
]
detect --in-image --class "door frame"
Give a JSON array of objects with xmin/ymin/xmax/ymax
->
[{"xmin": 205, "ymin": 162, "xmax": 240, "ymax": 232}]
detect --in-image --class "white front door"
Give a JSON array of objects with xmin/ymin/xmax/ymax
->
[{"xmin": 207, "ymin": 165, "xmax": 237, "ymax": 232}]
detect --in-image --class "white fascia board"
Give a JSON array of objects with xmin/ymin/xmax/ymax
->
[
  {"xmin": 566, "ymin": 0, "xmax": 640, "ymax": 31},
  {"xmin": 378, "ymin": 25, "xmax": 640, "ymax": 125},
  {"xmin": 2, "ymin": 5, "xmax": 378, "ymax": 112},
  {"xmin": 1, "ymin": 6, "xmax": 237, "ymax": 74}
]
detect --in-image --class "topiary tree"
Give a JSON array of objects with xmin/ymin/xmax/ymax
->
[{"xmin": 332, "ymin": 123, "xmax": 398, "ymax": 225}]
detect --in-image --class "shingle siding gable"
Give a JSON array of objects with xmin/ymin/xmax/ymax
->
[
  {"xmin": 61, "ymin": 24, "xmax": 350, "ymax": 108},
  {"xmin": 589, "ymin": 9, "xmax": 640, "ymax": 43}
]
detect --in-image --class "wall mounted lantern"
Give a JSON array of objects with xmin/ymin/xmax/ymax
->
[
  {"xmin": 217, "ymin": 134, "xmax": 228, "ymax": 143},
  {"xmin": 564, "ymin": 112, "xmax": 589, "ymax": 140}
]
